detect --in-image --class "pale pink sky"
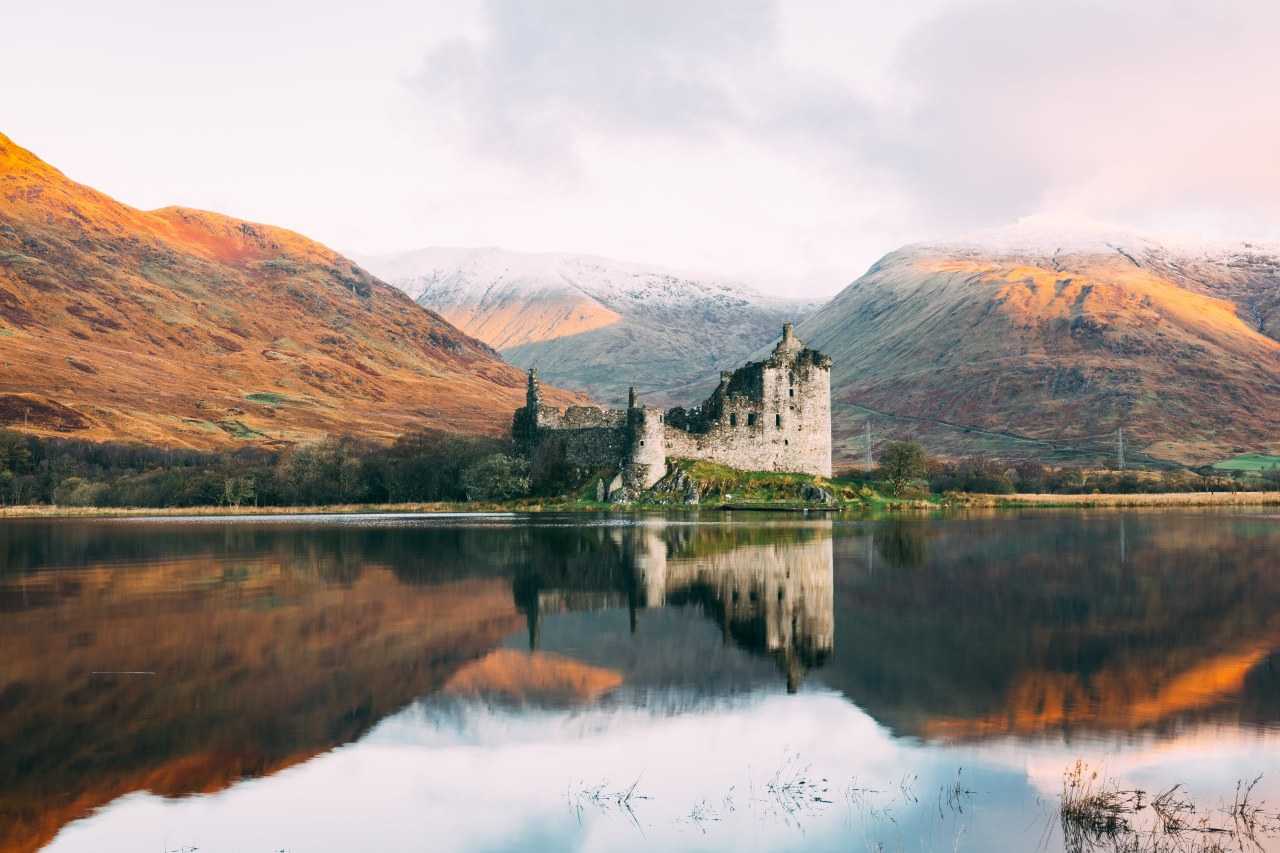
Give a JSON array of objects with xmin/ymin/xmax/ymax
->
[{"xmin": 4, "ymin": 0, "xmax": 1278, "ymax": 296}]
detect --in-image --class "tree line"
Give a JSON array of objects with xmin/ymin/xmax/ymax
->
[
  {"xmin": 1, "ymin": 429, "xmax": 1275, "ymax": 508},
  {"xmin": 0, "ymin": 428, "xmax": 534, "ymax": 508},
  {"xmin": 861, "ymin": 440, "xmax": 1280, "ymax": 496}
]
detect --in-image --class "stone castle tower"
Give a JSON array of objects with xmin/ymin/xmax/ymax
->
[{"xmin": 513, "ymin": 323, "xmax": 832, "ymax": 492}]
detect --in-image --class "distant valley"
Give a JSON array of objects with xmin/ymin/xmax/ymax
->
[{"xmin": 361, "ymin": 247, "xmax": 818, "ymax": 407}]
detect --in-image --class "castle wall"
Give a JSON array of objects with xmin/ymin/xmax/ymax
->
[
  {"xmin": 514, "ymin": 323, "xmax": 832, "ymax": 489},
  {"xmin": 529, "ymin": 404, "xmax": 628, "ymax": 469},
  {"xmin": 660, "ymin": 357, "xmax": 831, "ymax": 477}
]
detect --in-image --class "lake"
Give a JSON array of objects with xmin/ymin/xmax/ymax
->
[{"xmin": 2, "ymin": 510, "xmax": 1278, "ymax": 852}]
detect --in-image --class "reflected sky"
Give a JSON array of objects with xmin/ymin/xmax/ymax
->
[{"xmin": 2, "ymin": 510, "xmax": 1278, "ymax": 852}]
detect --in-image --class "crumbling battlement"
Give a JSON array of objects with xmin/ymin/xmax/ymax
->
[{"xmin": 513, "ymin": 323, "xmax": 832, "ymax": 493}]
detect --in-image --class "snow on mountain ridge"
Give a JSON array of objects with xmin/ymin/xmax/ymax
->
[
  {"xmin": 359, "ymin": 246, "xmax": 809, "ymax": 314},
  {"xmin": 903, "ymin": 215, "xmax": 1280, "ymax": 264}
]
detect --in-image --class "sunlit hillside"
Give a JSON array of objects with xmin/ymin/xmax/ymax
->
[
  {"xmin": 0, "ymin": 133, "xmax": 581, "ymax": 450},
  {"xmin": 801, "ymin": 228, "xmax": 1280, "ymax": 466}
]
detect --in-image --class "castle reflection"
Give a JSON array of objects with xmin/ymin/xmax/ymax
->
[{"xmin": 513, "ymin": 521, "xmax": 834, "ymax": 692}]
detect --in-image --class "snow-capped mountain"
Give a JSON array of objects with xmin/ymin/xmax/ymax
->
[
  {"xmin": 798, "ymin": 222, "xmax": 1280, "ymax": 466},
  {"xmin": 360, "ymin": 247, "xmax": 818, "ymax": 406}
]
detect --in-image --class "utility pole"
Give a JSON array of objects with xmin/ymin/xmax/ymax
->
[
  {"xmin": 865, "ymin": 420, "xmax": 873, "ymax": 472},
  {"xmin": 1117, "ymin": 427, "xmax": 1125, "ymax": 470}
]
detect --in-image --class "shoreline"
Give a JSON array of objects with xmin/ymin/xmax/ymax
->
[
  {"xmin": 2, "ymin": 490, "xmax": 1279, "ymax": 519},
  {"xmin": 974, "ymin": 491, "xmax": 1280, "ymax": 508}
]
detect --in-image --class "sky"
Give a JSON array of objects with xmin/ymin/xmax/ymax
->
[{"xmin": 4, "ymin": 0, "xmax": 1279, "ymax": 297}]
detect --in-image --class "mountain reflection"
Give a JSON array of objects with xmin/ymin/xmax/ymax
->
[
  {"xmin": 0, "ymin": 512, "xmax": 1278, "ymax": 853},
  {"xmin": 820, "ymin": 513, "xmax": 1280, "ymax": 740},
  {"xmin": 0, "ymin": 516, "xmax": 833, "ymax": 853}
]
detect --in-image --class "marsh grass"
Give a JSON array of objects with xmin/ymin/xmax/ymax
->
[
  {"xmin": 1060, "ymin": 761, "xmax": 1146, "ymax": 846},
  {"xmin": 567, "ymin": 776, "xmax": 649, "ymax": 832},
  {"xmin": 1058, "ymin": 764, "xmax": 1279, "ymax": 853}
]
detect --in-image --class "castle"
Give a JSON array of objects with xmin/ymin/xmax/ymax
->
[{"xmin": 513, "ymin": 323, "xmax": 832, "ymax": 494}]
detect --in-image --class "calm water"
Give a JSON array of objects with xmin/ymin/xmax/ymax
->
[{"xmin": 2, "ymin": 510, "xmax": 1278, "ymax": 852}]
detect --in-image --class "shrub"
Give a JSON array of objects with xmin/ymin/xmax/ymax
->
[
  {"xmin": 53, "ymin": 476, "xmax": 107, "ymax": 507},
  {"xmin": 461, "ymin": 453, "xmax": 531, "ymax": 501}
]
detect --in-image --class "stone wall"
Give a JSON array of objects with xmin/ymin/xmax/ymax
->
[{"xmin": 512, "ymin": 323, "xmax": 832, "ymax": 489}]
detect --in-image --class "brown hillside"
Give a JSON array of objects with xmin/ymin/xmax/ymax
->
[
  {"xmin": 0, "ymin": 133, "xmax": 580, "ymax": 449},
  {"xmin": 800, "ymin": 241, "xmax": 1280, "ymax": 466}
]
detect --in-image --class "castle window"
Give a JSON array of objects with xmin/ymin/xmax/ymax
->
[
  {"xmin": 730, "ymin": 413, "xmax": 737, "ymax": 427},
  {"xmin": 784, "ymin": 439, "xmax": 789, "ymax": 445},
  {"xmin": 639, "ymin": 440, "xmax": 645, "ymax": 446},
  {"xmin": 775, "ymin": 414, "xmax": 782, "ymax": 429},
  {"xmin": 747, "ymin": 413, "xmax": 757, "ymax": 427},
  {"xmin": 789, "ymin": 388, "xmax": 794, "ymax": 398}
]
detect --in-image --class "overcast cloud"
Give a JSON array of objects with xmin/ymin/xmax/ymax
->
[{"xmin": 3, "ymin": 0, "xmax": 1278, "ymax": 296}]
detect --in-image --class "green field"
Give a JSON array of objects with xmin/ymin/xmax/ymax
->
[{"xmin": 1211, "ymin": 453, "xmax": 1280, "ymax": 473}]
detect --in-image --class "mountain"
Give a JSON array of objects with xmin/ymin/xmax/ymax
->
[
  {"xmin": 360, "ymin": 247, "xmax": 817, "ymax": 406},
  {"xmin": 800, "ymin": 222, "xmax": 1280, "ymax": 467},
  {"xmin": 0, "ymin": 133, "xmax": 580, "ymax": 449}
]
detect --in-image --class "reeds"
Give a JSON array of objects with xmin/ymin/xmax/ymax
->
[{"xmin": 1058, "ymin": 763, "xmax": 1279, "ymax": 853}]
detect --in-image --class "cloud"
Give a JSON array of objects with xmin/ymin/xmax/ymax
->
[
  {"xmin": 880, "ymin": 0, "xmax": 1280, "ymax": 230},
  {"xmin": 414, "ymin": 0, "xmax": 784, "ymax": 171},
  {"xmin": 412, "ymin": 0, "xmax": 1280, "ymax": 252}
]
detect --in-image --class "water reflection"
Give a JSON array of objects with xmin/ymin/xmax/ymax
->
[
  {"xmin": 822, "ymin": 513, "xmax": 1280, "ymax": 740},
  {"xmin": 0, "ymin": 511, "xmax": 1277, "ymax": 852},
  {"xmin": 514, "ymin": 524, "xmax": 833, "ymax": 692}
]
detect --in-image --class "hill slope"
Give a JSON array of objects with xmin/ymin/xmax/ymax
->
[
  {"xmin": 800, "ymin": 226, "xmax": 1280, "ymax": 466},
  {"xmin": 0, "ymin": 133, "xmax": 579, "ymax": 449},
  {"xmin": 361, "ymin": 247, "xmax": 817, "ymax": 407}
]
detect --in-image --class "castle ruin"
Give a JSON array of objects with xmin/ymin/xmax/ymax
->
[{"xmin": 513, "ymin": 323, "xmax": 832, "ymax": 494}]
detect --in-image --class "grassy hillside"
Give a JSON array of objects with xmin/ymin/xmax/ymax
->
[
  {"xmin": 0, "ymin": 133, "xmax": 581, "ymax": 450},
  {"xmin": 801, "ymin": 240, "xmax": 1280, "ymax": 467}
]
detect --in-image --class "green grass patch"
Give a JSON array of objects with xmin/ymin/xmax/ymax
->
[
  {"xmin": 181, "ymin": 418, "xmax": 222, "ymax": 433},
  {"xmin": 1211, "ymin": 453, "xmax": 1280, "ymax": 473},
  {"xmin": 244, "ymin": 391, "xmax": 290, "ymax": 406},
  {"xmin": 216, "ymin": 419, "xmax": 268, "ymax": 440}
]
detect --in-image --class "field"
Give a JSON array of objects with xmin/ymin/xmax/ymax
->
[{"xmin": 1212, "ymin": 453, "xmax": 1280, "ymax": 473}]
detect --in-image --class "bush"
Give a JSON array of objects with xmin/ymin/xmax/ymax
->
[
  {"xmin": 53, "ymin": 476, "xmax": 107, "ymax": 507},
  {"xmin": 461, "ymin": 453, "xmax": 531, "ymax": 501},
  {"xmin": 529, "ymin": 439, "xmax": 576, "ymax": 496},
  {"xmin": 929, "ymin": 456, "xmax": 1014, "ymax": 494}
]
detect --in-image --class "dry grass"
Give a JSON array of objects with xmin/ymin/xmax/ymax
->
[
  {"xmin": 0, "ymin": 500, "xmax": 588, "ymax": 519},
  {"xmin": 0, "ymin": 131, "xmax": 586, "ymax": 451},
  {"xmin": 1058, "ymin": 763, "xmax": 1280, "ymax": 853},
  {"xmin": 986, "ymin": 491, "xmax": 1280, "ymax": 508},
  {"xmin": 1060, "ymin": 761, "xmax": 1145, "ymax": 843}
]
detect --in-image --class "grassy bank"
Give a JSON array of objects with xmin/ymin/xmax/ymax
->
[
  {"xmin": 0, "ymin": 499, "xmax": 600, "ymax": 519},
  {"xmin": 967, "ymin": 491, "xmax": 1280, "ymax": 508},
  {"xmin": 4, "ymin": 483, "xmax": 1278, "ymax": 520}
]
